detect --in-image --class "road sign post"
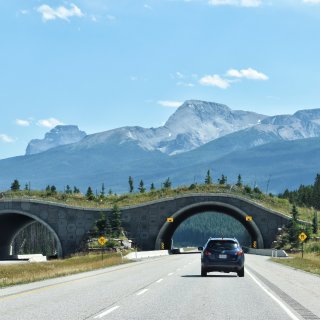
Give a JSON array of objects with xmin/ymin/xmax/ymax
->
[
  {"xmin": 98, "ymin": 236, "xmax": 108, "ymax": 262},
  {"xmin": 298, "ymin": 232, "xmax": 307, "ymax": 258}
]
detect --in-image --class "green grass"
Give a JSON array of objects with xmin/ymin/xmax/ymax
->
[
  {"xmin": 0, "ymin": 252, "xmax": 131, "ymax": 288},
  {"xmin": 272, "ymin": 252, "xmax": 320, "ymax": 276},
  {"xmin": 2, "ymin": 184, "xmax": 318, "ymax": 223}
]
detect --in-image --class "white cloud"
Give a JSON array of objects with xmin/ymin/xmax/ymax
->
[
  {"xmin": 177, "ymin": 82, "xmax": 195, "ymax": 87},
  {"xmin": 107, "ymin": 15, "xmax": 116, "ymax": 21},
  {"xmin": 208, "ymin": 0, "xmax": 262, "ymax": 6},
  {"xmin": 20, "ymin": 9, "xmax": 29, "ymax": 15},
  {"xmin": 158, "ymin": 100, "xmax": 183, "ymax": 108},
  {"xmin": 226, "ymin": 68, "xmax": 268, "ymax": 80},
  {"xmin": 303, "ymin": 0, "xmax": 320, "ymax": 3},
  {"xmin": 199, "ymin": 74, "xmax": 230, "ymax": 89},
  {"xmin": 37, "ymin": 118, "xmax": 63, "ymax": 128},
  {"xmin": 144, "ymin": 4, "xmax": 153, "ymax": 9},
  {"xmin": 37, "ymin": 3, "xmax": 84, "ymax": 22},
  {"xmin": 16, "ymin": 119, "xmax": 31, "ymax": 127},
  {"xmin": 0, "ymin": 134, "xmax": 14, "ymax": 143}
]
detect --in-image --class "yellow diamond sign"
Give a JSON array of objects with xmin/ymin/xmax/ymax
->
[
  {"xmin": 246, "ymin": 216, "xmax": 253, "ymax": 221},
  {"xmin": 299, "ymin": 232, "xmax": 307, "ymax": 242},
  {"xmin": 166, "ymin": 217, "xmax": 174, "ymax": 223},
  {"xmin": 98, "ymin": 236, "xmax": 107, "ymax": 246}
]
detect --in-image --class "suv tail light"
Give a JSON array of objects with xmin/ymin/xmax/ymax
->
[
  {"xmin": 204, "ymin": 250, "xmax": 212, "ymax": 256},
  {"xmin": 235, "ymin": 250, "xmax": 244, "ymax": 256}
]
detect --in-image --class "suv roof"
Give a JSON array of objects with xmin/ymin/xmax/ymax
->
[{"xmin": 206, "ymin": 237, "xmax": 239, "ymax": 242}]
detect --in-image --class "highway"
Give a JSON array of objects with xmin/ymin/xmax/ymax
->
[{"xmin": 1, "ymin": 254, "xmax": 320, "ymax": 320}]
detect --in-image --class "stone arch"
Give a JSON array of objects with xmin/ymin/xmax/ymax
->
[
  {"xmin": 0, "ymin": 210, "xmax": 63, "ymax": 259},
  {"xmin": 155, "ymin": 201, "xmax": 264, "ymax": 250}
]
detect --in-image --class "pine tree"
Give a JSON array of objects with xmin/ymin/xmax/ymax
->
[
  {"xmin": 101, "ymin": 183, "xmax": 105, "ymax": 197},
  {"xmin": 163, "ymin": 177, "xmax": 172, "ymax": 189},
  {"xmin": 128, "ymin": 176, "xmax": 134, "ymax": 193},
  {"xmin": 86, "ymin": 186, "xmax": 94, "ymax": 200},
  {"xmin": 138, "ymin": 180, "xmax": 146, "ymax": 193},
  {"xmin": 312, "ymin": 210, "xmax": 318, "ymax": 234},
  {"xmin": 65, "ymin": 185, "xmax": 72, "ymax": 194},
  {"xmin": 111, "ymin": 204, "xmax": 122, "ymax": 237},
  {"xmin": 96, "ymin": 212, "xmax": 107, "ymax": 236},
  {"xmin": 50, "ymin": 185, "xmax": 57, "ymax": 194},
  {"xmin": 218, "ymin": 174, "xmax": 227, "ymax": 185},
  {"xmin": 24, "ymin": 183, "xmax": 29, "ymax": 191},
  {"xmin": 205, "ymin": 170, "xmax": 212, "ymax": 185},
  {"xmin": 236, "ymin": 174, "xmax": 242, "ymax": 187},
  {"xmin": 11, "ymin": 179, "xmax": 20, "ymax": 191},
  {"xmin": 288, "ymin": 205, "xmax": 301, "ymax": 247},
  {"xmin": 291, "ymin": 204, "xmax": 299, "ymax": 222},
  {"xmin": 312, "ymin": 174, "xmax": 320, "ymax": 210},
  {"xmin": 150, "ymin": 183, "xmax": 155, "ymax": 191},
  {"xmin": 73, "ymin": 186, "xmax": 80, "ymax": 194}
]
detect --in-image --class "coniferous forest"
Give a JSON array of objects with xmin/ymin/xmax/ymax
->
[{"xmin": 173, "ymin": 212, "xmax": 251, "ymax": 248}]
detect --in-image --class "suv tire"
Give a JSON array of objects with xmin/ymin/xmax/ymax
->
[
  {"xmin": 201, "ymin": 268, "xmax": 207, "ymax": 277},
  {"xmin": 237, "ymin": 267, "xmax": 244, "ymax": 277}
]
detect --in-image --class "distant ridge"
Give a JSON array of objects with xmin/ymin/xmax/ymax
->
[{"xmin": 1, "ymin": 100, "xmax": 319, "ymax": 193}]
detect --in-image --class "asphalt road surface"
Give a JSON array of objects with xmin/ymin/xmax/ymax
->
[{"xmin": 1, "ymin": 254, "xmax": 320, "ymax": 320}]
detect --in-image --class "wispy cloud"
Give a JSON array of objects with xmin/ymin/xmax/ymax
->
[
  {"xmin": 177, "ymin": 82, "xmax": 195, "ymax": 87},
  {"xmin": 199, "ymin": 74, "xmax": 230, "ymax": 89},
  {"xmin": 144, "ymin": 4, "xmax": 153, "ymax": 9},
  {"xmin": 37, "ymin": 118, "xmax": 63, "ymax": 128},
  {"xmin": 158, "ymin": 100, "xmax": 183, "ymax": 108},
  {"xmin": 226, "ymin": 67, "xmax": 269, "ymax": 80},
  {"xmin": 303, "ymin": 0, "xmax": 320, "ymax": 3},
  {"xmin": 208, "ymin": 0, "xmax": 262, "ymax": 7},
  {"xmin": 16, "ymin": 119, "xmax": 31, "ymax": 127},
  {"xmin": 0, "ymin": 134, "xmax": 14, "ymax": 143},
  {"xmin": 107, "ymin": 15, "xmax": 116, "ymax": 21},
  {"xmin": 37, "ymin": 3, "xmax": 84, "ymax": 22},
  {"xmin": 20, "ymin": 9, "xmax": 29, "ymax": 15}
]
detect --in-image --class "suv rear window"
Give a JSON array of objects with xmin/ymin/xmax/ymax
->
[{"xmin": 207, "ymin": 240, "xmax": 238, "ymax": 250}]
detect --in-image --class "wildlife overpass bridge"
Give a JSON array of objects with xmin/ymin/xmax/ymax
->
[{"xmin": 0, "ymin": 194, "xmax": 291, "ymax": 258}]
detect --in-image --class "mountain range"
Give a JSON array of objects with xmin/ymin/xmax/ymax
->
[{"xmin": 0, "ymin": 100, "xmax": 319, "ymax": 193}]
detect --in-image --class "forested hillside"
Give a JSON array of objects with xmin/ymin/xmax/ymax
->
[{"xmin": 173, "ymin": 212, "xmax": 251, "ymax": 248}]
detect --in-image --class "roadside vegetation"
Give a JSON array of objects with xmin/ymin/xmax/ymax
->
[
  {"xmin": 0, "ymin": 252, "xmax": 131, "ymax": 288},
  {"xmin": 272, "ymin": 240, "xmax": 320, "ymax": 276},
  {"xmin": 2, "ymin": 173, "xmax": 320, "ymax": 223}
]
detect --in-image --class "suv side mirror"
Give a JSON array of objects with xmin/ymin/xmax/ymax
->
[{"xmin": 198, "ymin": 246, "xmax": 203, "ymax": 251}]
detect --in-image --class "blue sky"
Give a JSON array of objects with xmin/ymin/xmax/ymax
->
[{"xmin": 1, "ymin": 0, "xmax": 320, "ymax": 159}]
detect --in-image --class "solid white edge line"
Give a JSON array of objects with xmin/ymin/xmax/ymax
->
[
  {"xmin": 137, "ymin": 289, "xmax": 149, "ymax": 296},
  {"xmin": 156, "ymin": 278, "xmax": 163, "ymax": 283},
  {"xmin": 94, "ymin": 306, "xmax": 120, "ymax": 319},
  {"xmin": 245, "ymin": 268, "xmax": 300, "ymax": 320}
]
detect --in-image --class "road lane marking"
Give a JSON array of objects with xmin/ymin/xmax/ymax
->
[
  {"xmin": 246, "ymin": 268, "xmax": 300, "ymax": 320},
  {"xmin": 137, "ymin": 289, "xmax": 148, "ymax": 296},
  {"xmin": 94, "ymin": 306, "xmax": 120, "ymax": 318},
  {"xmin": 176, "ymin": 268, "xmax": 181, "ymax": 271},
  {"xmin": 168, "ymin": 272, "xmax": 174, "ymax": 276},
  {"xmin": 156, "ymin": 278, "xmax": 163, "ymax": 283}
]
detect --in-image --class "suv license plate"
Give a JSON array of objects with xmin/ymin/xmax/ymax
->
[{"xmin": 219, "ymin": 254, "xmax": 227, "ymax": 259}]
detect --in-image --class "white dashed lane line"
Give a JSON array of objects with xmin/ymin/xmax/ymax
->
[
  {"xmin": 156, "ymin": 278, "xmax": 163, "ymax": 283},
  {"xmin": 94, "ymin": 306, "xmax": 120, "ymax": 319},
  {"xmin": 136, "ymin": 289, "xmax": 149, "ymax": 296},
  {"xmin": 168, "ymin": 272, "xmax": 174, "ymax": 276}
]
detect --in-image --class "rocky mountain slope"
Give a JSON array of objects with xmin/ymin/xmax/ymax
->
[
  {"xmin": 26, "ymin": 125, "xmax": 87, "ymax": 155},
  {"xmin": 1, "ymin": 100, "xmax": 319, "ymax": 193}
]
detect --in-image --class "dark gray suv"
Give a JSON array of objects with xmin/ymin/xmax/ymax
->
[{"xmin": 198, "ymin": 237, "xmax": 245, "ymax": 277}]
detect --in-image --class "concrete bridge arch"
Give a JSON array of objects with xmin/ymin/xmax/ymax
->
[
  {"xmin": 155, "ymin": 201, "xmax": 264, "ymax": 250},
  {"xmin": 0, "ymin": 210, "xmax": 63, "ymax": 258},
  {"xmin": 0, "ymin": 194, "xmax": 292, "ymax": 258}
]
